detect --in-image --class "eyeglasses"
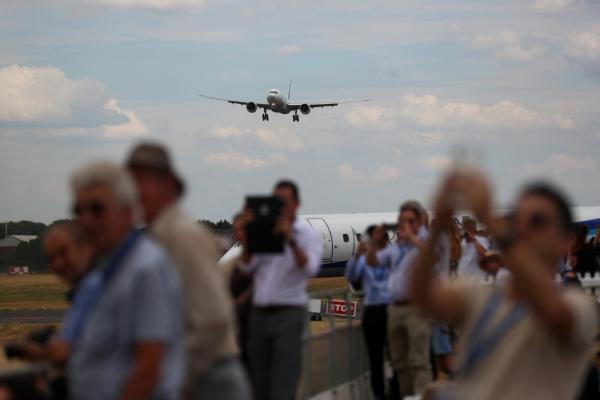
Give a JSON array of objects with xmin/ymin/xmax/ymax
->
[{"xmin": 72, "ymin": 201, "xmax": 106, "ymax": 218}]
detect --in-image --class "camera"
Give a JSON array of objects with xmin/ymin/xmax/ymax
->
[
  {"xmin": 3, "ymin": 326, "xmax": 56, "ymax": 360},
  {"xmin": 245, "ymin": 196, "xmax": 284, "ymax": 254}
]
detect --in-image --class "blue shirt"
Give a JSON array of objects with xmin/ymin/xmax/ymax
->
[
  {"xmin": 376, "ymin": 227, "xmax": 429, "ymax": 302},
  {"xmin": 66, "ymin": 235, "xmax": 184, "ymax": 400},
  {"xmin": 345, "ymin": 255, "xmax": 391, "ymax": 306}
]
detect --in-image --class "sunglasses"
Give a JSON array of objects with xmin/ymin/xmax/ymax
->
[
  {"xmin": 72, "ymin": 201, "xmax": 106, "ymax": 218},
  {"xmin": 400, "ymin": 218, "xmax": 416, "ymax": 225}
]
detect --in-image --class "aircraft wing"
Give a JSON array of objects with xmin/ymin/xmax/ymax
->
[
  {"xmin": 198, "ymin": 94, "xmax": 269, "ymax": 109},
  {"xmin": 288, "ymin": 99, "xmax": 369, "ymax": 110}
]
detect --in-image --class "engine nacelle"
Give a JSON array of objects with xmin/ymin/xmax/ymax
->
[
  {"xmin": 246, "ymin": 102, "xmax": 258, "ymax": 113},
  {"xmin": 300, "ymin": 104, "xmax": 311, "ymax": 115}
]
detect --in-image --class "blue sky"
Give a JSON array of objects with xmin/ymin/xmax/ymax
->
[{"xmin": 1, "ymin": 0, "xmax": 600, "ymax": 222}]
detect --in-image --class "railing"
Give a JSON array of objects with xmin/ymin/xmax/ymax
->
[{"xmin": 301, "ymin": 287, "xmax": 372, "ymax": 400}]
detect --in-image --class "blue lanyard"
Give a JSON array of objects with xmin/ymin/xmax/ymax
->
[
  {"xmin": 62, "ymin": 229, "xmax": 141, "ymax": 343},
  {"xmin": 457, "ymin": 291, "xmax": 527, "ymax": 377}
]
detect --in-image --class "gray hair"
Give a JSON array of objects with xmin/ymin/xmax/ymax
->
[{"xmin": 70, "ymin": 161, "xmax": 139, "ymax": 210}]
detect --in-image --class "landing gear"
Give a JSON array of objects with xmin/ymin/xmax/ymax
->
[
  {"xmin": 262, "ymin": 111, "xmax": 269, "ymax": 121},
  {"xmin": 293, "ymin": 112, "xmax": 299, "ymax": 122}
]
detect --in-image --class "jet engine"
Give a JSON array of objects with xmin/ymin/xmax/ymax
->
[
  {"xmin": 300, "ymin": 104, "xmax": 311, "ymax": 115},
  {"xmin": 246, "ymin": 102, "xmax": 258, "ymax": 113}
]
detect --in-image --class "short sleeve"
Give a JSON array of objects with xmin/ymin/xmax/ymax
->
[
  {"xmin": 131, "ymin": 262, "xmax": 173, "ymax": 341},
  {"xmin": 563, "ymin": 291, "xmax": 598, "ymax": 350}
]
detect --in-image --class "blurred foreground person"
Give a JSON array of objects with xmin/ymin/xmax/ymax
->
[
  {"xmin": 411, "ymin": 173, "xmax": 599, "ymax": 400},
  {"xmin": 345, "ymin": 226, "xmax": 391, "ymax": 400},
  {"xmin": 61, "ymin": 161, "xmax": 184, "ymax": 400},
  {"xmin": 367, "ymin": 201, "xmax": 431, "ymax": 397},
  {"xmin": 240, "ymin": 180, "xmax": 323, "ymax": 400},
  {"xmin": 126, "ymin": 143, "xmax": 249, "ymax": 400}
]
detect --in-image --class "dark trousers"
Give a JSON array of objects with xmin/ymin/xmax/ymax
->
[
  {"xmin": 362, "ymin": 304, "xmax": 388, "ymax": 400},
  {"xmin": 248, "ymin": 307, "xmax": 305, "ymax": 400}
]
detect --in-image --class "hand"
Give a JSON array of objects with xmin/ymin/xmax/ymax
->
[
  {"xmin": 465, "ymin": 230, "xmax": 475, "ymax": 242},
  {"xmin": 356, "ymin": 241, "xmax": 368, "ymax": 256},
  {"xmin": 453, "ymin": 171, "xmax": 493, "ymax": 225},
  {"xmin": 397, "ymin": 222, "xmax": 417, "ymax": 244},
  {"xmin": 274, "ymin": 216, "xmax": 293, "ymax": 241}
]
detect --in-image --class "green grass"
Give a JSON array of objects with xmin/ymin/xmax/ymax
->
[{"xmin": 0, "ymin": 274, "xmax": 68, "ymax": 311}]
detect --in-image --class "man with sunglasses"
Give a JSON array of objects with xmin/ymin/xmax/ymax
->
[
  {"xmin": 410, "ymin": 172, "xmax": 598, "ymax": 400},
  {"xmin": 62, "ymin": 161, "xmax": 184, "ymax": 400},
  {"xmin": 126, "ymin": 143, "xmax": 249, "ymax": 400},
  {"xmin": 366, "ymin": 200, "xmax": 431, "ymax": 397}
]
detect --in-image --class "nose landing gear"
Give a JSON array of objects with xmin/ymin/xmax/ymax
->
[
  {"xmin": 292, "ymin": 112, "xmax": 299, "ymax": 122},
  {"xmin": 262, "ymin": 110, "xmax": 269, "ymax": 121}
]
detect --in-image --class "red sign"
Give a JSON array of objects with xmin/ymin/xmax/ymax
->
[{"xmin": 327, "ymin": 299, "xmax": 358, "ymax": 318}]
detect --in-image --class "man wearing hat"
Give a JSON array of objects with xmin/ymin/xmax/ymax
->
[
  {"xmin": 127, "ymin": 142, "xmax": 250, "ymax": 400},
  {"xmin": 480, "ymin": 251, "xmax": 511, "ymax": 286}
]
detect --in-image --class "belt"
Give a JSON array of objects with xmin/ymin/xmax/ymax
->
[
  {"xmin": 253, "ymin": 305, "xmax": 304, "ymax": 314},
  {"xmin": 393, "ymin": 300, "xmax": 412, "ymax": 306}
]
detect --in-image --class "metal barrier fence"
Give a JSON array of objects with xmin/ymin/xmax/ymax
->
[{"xmin": 301, "ymin": 287, "xmax": 372, "ymax": 400}]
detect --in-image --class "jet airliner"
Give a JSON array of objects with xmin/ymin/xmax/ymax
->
[{"xmin": 199, "ymin": 82, "xmax": 368, "ymax": 122}]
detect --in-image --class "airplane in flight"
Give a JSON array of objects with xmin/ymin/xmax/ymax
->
[
  {"xmin": 219, "ymin": 207, "xmax": 600, "ymax": 277},
  {"xmin": 198, "ymin": 82, "xmax": 369, "ymax": 122}
]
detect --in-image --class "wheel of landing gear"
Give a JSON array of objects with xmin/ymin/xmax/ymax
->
[{"xmin": 265, "ymin": 115, "xmax": 269, "ymax": 121}]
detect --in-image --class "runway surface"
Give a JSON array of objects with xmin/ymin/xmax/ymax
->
[{"xmin": 0, "ymin": 310, "xmax": 64, "ymax": 324}]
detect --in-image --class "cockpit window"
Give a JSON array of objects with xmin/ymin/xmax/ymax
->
[{"xmin": 269, "ymin": 90, "xmax": 278, "ymax": 94}]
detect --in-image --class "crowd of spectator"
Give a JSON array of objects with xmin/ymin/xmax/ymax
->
[{"xmin": 1, "ymin": 140, "xmax": 600, "ymax": 400}]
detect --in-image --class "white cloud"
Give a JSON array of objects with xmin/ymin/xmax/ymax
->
[
  {"xmin": 102, "ymin": 99, "xmax": 149, "ymax": 137},
  {"xmin": 422, "ymin": 154, "xmax": 452, "ymax": 171},
  {"xmin": 531, "ymin": 0, "xmax": 579, "ymax": 13},
  {"xmin": 373, "ymin": 166, "xmax": 405, "ymax": 183},
  {"xmin": 344, "ymin": 105, "xmax": 396, "ymax": 128},
  {"xmin": 255, "ymin": 127, "xmax": 304, "ymax": 151},
  {"xmin": 95, "ymin": 0, "xmax": 205, "ymax": 11},
  {"xmin": 337, "ymin": 164, "xmax": 365, "ymax": 183},
  {"xmin": 471, "ymin": 30, "xmax": 544, "ymax": 61},
  {"xmin": 565, "ymin": 27, "xmax": 600, "ymax": 77},
  {"xmin": 208, "ymin": 125, "xmax": 248, "ymax": 138},
  {"xmin": 204, "ymin": 152, "xmax": 286, "ymax": 169},
  {"xmin": 522, "ymin": 153, "xmax": 597, "ymax": 177},
  {"xmin": 0, "ymin": 65, "xmax": 148, "ymax": 138},
  {"xmin": 398, "ymin": 94, "xmax": 574, "ymax": 130},
  {"xmin": 337, "ymin": 164, "xmax": 405, "ymax": 184},
  {"xmin": 274, "ymin": 44, "xmax": 303, "ymax": 55}
]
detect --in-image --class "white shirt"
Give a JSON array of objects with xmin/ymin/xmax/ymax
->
[
  {"xmin": 377, "ymin": 227, "xmax": 428, "ymax": 302},
  {"xmin": 458, "ymin": 235, "xmax": 489, "ymax": 280},
  {"xmin": 242, "ymin": 219, "xmax": 323, "ymax": 307}
]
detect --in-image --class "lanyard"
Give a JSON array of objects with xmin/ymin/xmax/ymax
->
[
  {"xmin": 457, "ymin": 291, "xmax": 527, "ymax": 377},
  {"xmin": 62, "ymin": 229, "xmax": 141, "ymax": 343}
]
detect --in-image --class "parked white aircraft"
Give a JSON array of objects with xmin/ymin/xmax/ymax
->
[
  {"xmin": 219, "ymin": 208, "xmax": 600, "ymax": 277},
  {"xmin": 198, "ymin": 82, "xmax": 369, "ymax": 122}
]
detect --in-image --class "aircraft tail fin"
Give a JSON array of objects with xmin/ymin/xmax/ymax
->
[{"xmin": 288, "ymin": 80, "xmax": 292, "ymax": 100}]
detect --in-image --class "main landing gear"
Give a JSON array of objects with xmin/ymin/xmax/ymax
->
[
  {"xmin": 262, "ymin": 111, "xmax": 269, "ymax": 121},
  {"xmin": 293, "ymin": 112, "xmax": 299, "ymax": 122}
]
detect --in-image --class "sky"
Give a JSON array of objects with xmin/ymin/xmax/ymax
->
[{"xmin": 1, "ymin": 0, "xmax": 600, "ymax": 223}]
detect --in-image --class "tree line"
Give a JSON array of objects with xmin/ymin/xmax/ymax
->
[{"xmin": 0, "ymin": 219, "xmax": 232, "ymax": 273}]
